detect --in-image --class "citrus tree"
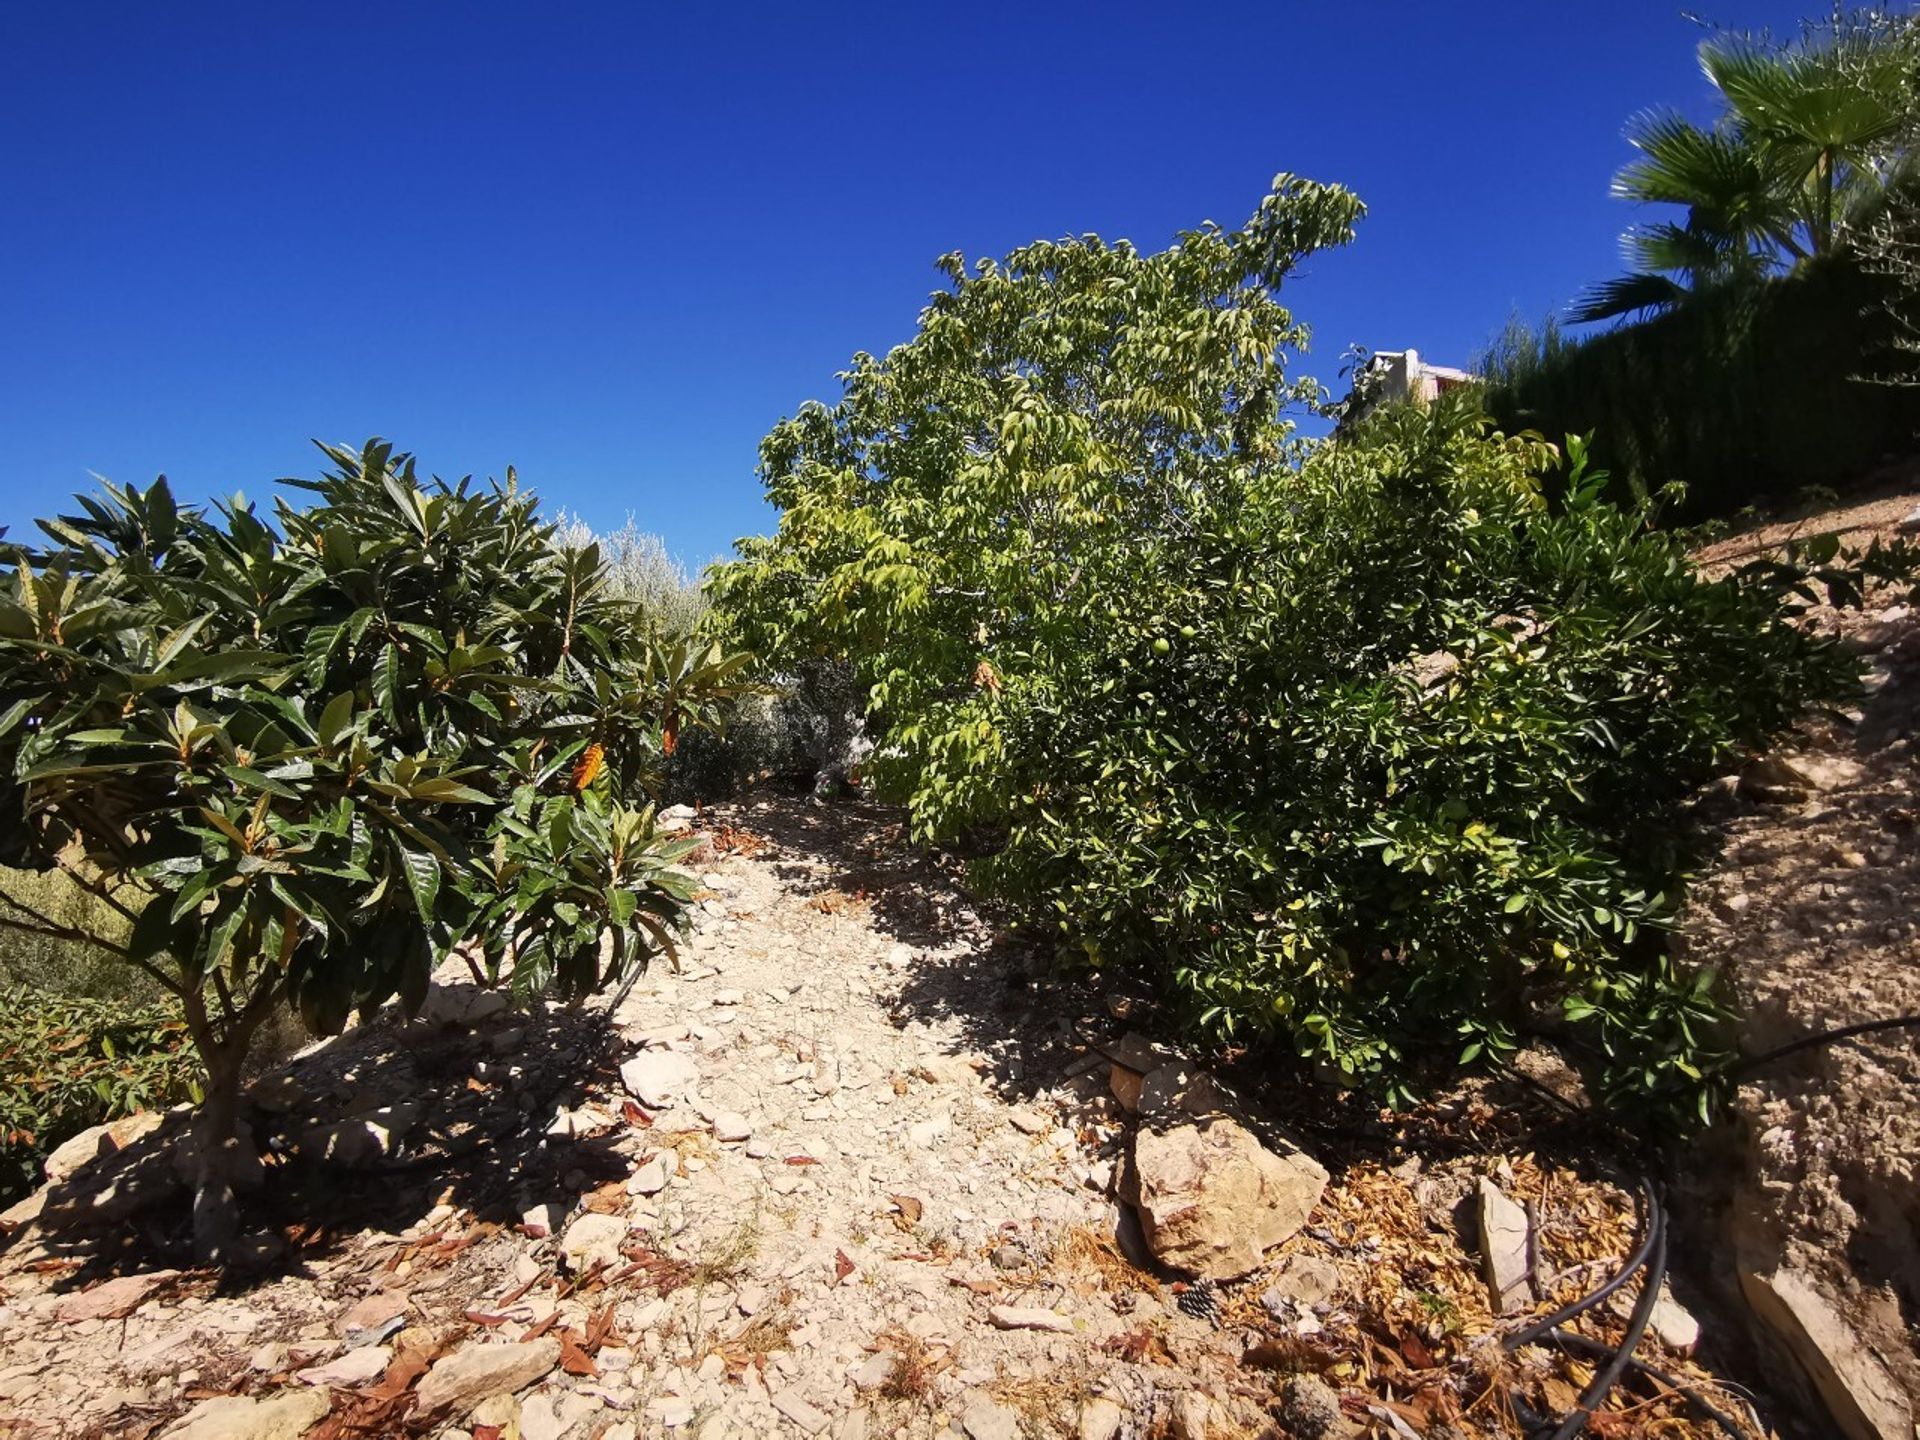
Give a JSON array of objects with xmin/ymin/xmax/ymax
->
[
  {"xmin": 0, "ymin": 441, "xmax": 750, "ymax": 1261},
  {"xmin": 711, "ymin": 177, "xmax": 1862, "ymax": 1120}
]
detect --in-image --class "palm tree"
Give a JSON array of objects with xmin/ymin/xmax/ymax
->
[{"xmin": 1572, "ymin": 22, "xmax": 1918, "ymax": 324}]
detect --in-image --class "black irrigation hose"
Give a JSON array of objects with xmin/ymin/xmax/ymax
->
[
  {"xmin": 1547, "ymin": 1222, "xmax": 1668, "ymax": 1440},
  {"xmin": 1542, "ymin": 1329, "xmax": 1751, "ymax": 1440},
  {"xmin": 1504, "ymin": 1182, "xmax": 1662, "ymax": 1352},
  {"xmin": 1736, "ymin": 1013, "xmax": 1920, "ymax": 1074}
]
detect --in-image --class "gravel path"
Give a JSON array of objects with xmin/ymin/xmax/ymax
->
[{"xmin": 0, "ymin": 798, "xmax": 1231, "ymax": 1439}]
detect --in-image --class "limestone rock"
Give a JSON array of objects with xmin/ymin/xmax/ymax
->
[
  {"xmin": 1078, "ymin": 1396, "xmax": 1124, "ymax": 1440},
  {"xmin": 162, "ymin": 1389, "xmax": 329, "ymax": 1439},
  {"xmin": 1740, "ymin": 751, "xmax": 1864, "ymax": 802},
  {"xmin": 1610, "ymin": 1281, "xmax": 1699, "ymax": 1354},
  {"xmin": 987, "ymin": 1304, "xmax": 1074, "ymax": 1333},
  {"xmin": 620, "ymin": 1049, "xmax": 699, "ymax": 1109},
  {"xmin": 419, "ymin": 982, "xmax": 509, "ymax": 1028},
  {"xmin": 960, "ymin": 1395, "xmax": 1021, "ymax": 1440},
  {"xmin": 771, "ymin": 1388, "xmax": 830, "ymax": 1434},
  {"xmin": 1265, "ymin": 1253, "xmax": 1341, "ymax": 1309},
  {"xmin": 51, "ymin": 1269, "xmax": 178, "ymax": 1323},
  {"xmin": 298, "ymin": 1105, "xmax": 420, "ymax": 1168},
  {"xmin": 1476, "ymin": 1178, "xmax": 1534, "ymax": 1315},
  {"xmin": 295, "ymin": 1345, "xmax": 389, "ymax": 1387},
  {"xmin": 627, "ymin": 1152, "xmax": 673, "ymax": 1195},
  {"xmin": 1276, "ymin": 1374, "xmax": 1347, "ymax": 1440},
  {"xmin": 1168, "ymin": 1390, "xmax": 1213, "ymax": 1440},
  {"xmin": 908, "ymin": 1112, "xmax": 950, "ymax": 1147},
  {"xmin": 559, "ymin": 1211, "xmax": 628, "ymax": 1272},
  {"xmin": 413, "ymin": 1338, "xmax": 561, "ymax": 1417},
  {"xmin": 1739, "ymin": 1264, "xmax": 1911, "ymax": 1440},
  {"xmin": 44, "ymin": 1111, "xmax": 165, "ymax": 1185},
  {"xmin": 1126, "ymin": 1098, "xmax": 1327, "ymax": 1279}
]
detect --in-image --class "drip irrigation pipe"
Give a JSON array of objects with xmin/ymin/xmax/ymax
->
[
  {"xmin": 1541, "ymin": 1329, "xmax": 1751, "ymax": 1440},
  {"xmin": 1547, "ymin": 1221, "xmax": 1668, "ymax": 1440},
  {"xmin": 1503, "ymin": 1182, "xmax": 1662, "ymax": 1352},
  {"xmin": 1736, "ymin": 1014, "xmax": 1920, "ymax": 1074}
]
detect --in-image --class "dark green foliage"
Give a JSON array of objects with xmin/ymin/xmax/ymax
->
[
  {"xmin": 712, "ymin": 172, "xmax": 1866, "ymax": 1122},
  {"xmin": 1482, "ymin": 260, "xmax": 1920, "ymax": 519},
  {"xmin": 966, "ymin": 408, "xmax": 1857, "ymax": 1117},
  {"xmin": 0, "ymin": 440, "xmax": 750, "ymax": 1258},
  {"xmin": 0, "ymin": 986, "xmax": 202, "ymax": 1204}
]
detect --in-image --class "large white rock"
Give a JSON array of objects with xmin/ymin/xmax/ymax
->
[
  {"xmin": 1124, "ymin": 1064, "xmax": 1327, "ymax": 1280},
  {"xmin": 45, "ymin": 1111, "xmax": 165, "ymax": 1185},
  {"xmin": 1740, "ymin": 1264, "xmax": 1911, "ymax": 1440},
  {"xmin": 161, "ymin": 1389, "xmax": 329, "ymax": 1439},
  {"xmin": 619, "ymin": 1050, "xmax": 699, "ymax": 1109},
  {"xmin": 413, "ymin": 1338, "xmax": 560, "ymax": 1417}
]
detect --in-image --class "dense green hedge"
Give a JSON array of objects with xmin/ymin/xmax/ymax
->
[
  {"xmin": 0, "ymin": 986, "xmax": 202, "ymax": 1204},
  {"xmin": 1482, "ymin": 260, "xmax": 1920, "ymax": 518}
]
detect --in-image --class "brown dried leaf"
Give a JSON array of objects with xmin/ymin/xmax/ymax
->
[
  {"xmin": 889, "ymin": 1194, "xmax": 924, "ymax": 1224},
  {"xmin": 833, "ymin": 1249, "xmax": 856, "ymax": 1286},
  {"xmin": 581, "ymin": 1181, "xmax": 628, "ymax": 1215},
  {"xmin": 558, "ymin": 1335, "xmax": 599, "ymax": 1378}
]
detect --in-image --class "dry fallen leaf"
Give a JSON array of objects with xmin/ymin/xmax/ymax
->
[
  {"xmin": 833, "ymin": 1249, "xmax": 856, "ymax": 1286},
  {"xmin": 889, "ymin": 1193, "xmax": 924, "ymax": 1224},
  {"xmin": 558, "ymin": 1334, "xmax": 599, "ymax": 1378}
]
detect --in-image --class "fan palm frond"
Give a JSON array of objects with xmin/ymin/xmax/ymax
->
[{"xmin": 1567, "ymin": 272, "xmax": 1691, "ymax": 325}]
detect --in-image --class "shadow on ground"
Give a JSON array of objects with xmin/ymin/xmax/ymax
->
[
  {"xmin": 11, "ymin": 987, "xmax": 642, "ymax": 1294},
  {"xmin": 720, "ymin": 792, "xmax": 1601, "ymax": 1182}
]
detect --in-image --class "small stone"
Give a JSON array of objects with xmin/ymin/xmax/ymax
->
[
  {"xmin": 908, "ymin": 1113, "xmax": 951, "ymax": 1148},
  {"xmin": 521, "ymin": 1200, "xmax": 569, "ymax": 1238},
  {"xmin": 770, "ymin": 1388, "xmax": 831, "ymax": 1434},
  {"xmin": 413, "ymin": 1339, "xmax": 561, "ymax": 1417},
  {"xmin": 1611, "ymin": 1282, "xmax": 1701, "ymax": 1354},
  {"xmin": 619, "ymin": 1050, "xmax": 699, "ymax": 1109},
  {"xmin": 989, "ymin": 1244, "xmax": 1026, "ymax": 1271},
  {"xmin": 627, "ymin": 1153, "xmax": 673, "ymax": 1195},
  {"xmin": 850, "ymin": 1351, "xmax": 897, "ymax": 1390},
  {"xmin": 987, "ymin": 1305, "xmax": 1074, "ymax": 1333},
  {"xmin": 961, "ymin": 1394, "xmax": 1021, "ymax": 1440},
  {"xmin": 711, "ymin": 1111, "xmax": 751, "ymax": 1143},
  {"xmin": 649, "ymin": 1393, "xmax": 695, "ymax": 1427},
  {"xmin": 339, "ymin": 1292, "xmax": 410, "ymax": 1346},
  {"xmin": 560, "ymin": 1212, "xmax": 628, "ymax": 1272},
  {"xmin": 1277, "ymin": 1374, "xmax": 1344, "ymax": 1440},
  {"xmin": 1078, "ymin": 1396, "xmax": 1124, "ymax": 1440},
  {"xmin": 1007, "ymin": 1108, "xmax": 1048, "ymax": 1135},
  {"xmin": 1168, "ymin": 1391, "xmax": 1212, "ymax": 1440},
  {"xmin": 296, "ymin": 1345, "xmax": 389, "ymax": 1387},
  {"xmin": 712, "ymin": 989, "xmax": 744, "ymax": 1005},
  {"xmin": 1476, "ymin": 1178, "xmax": 1534, "ymax": 1315},
  {"xmin": 1267, "ymin": 1254, "xmax": 1341, "ymax": 1308}
]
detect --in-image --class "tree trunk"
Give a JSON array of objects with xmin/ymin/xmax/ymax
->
[{"xmin": 190, "ymin": 1045, "xmax": 245, "ymax": 1266}]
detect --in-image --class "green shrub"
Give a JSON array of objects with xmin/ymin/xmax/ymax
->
[
  {"xmin": 714, "ymin": 176, "xmax": 1862, "ymax": 1122},
  {"xmin": 1479, "ymin": 260, "xmax": 1920, "ymax": 518},
  {"xmin": 0, "ymin": 442, "xmax": 750, "ymax": 1260},
  {"xmin": 0, "ymin": 985, "xmax": 202, "ymax": 1204}
]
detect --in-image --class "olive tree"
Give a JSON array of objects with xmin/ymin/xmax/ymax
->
[{"xmin": 0, "ymin": 441, "xmax": 749, "ymax": 1261}]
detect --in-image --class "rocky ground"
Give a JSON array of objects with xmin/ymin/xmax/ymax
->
[
  {"xmin": 0, "ymin": 794, "xmax": 1761, "ymax": 1440},
  {"xmin": 1684, "ymin": 485, "xmax": 1920, "ymax": 1440}
]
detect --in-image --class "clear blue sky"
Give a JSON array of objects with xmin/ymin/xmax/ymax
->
[{"xmin": 1, "ymin": 2, "xmax": 1815, "ymax": 569}]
